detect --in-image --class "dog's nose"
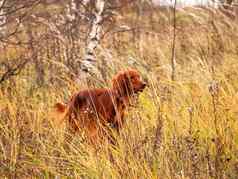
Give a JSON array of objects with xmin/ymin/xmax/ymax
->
[{"xmin": 142, "ymin": 82, "xmax": 147, "ymax": 88}]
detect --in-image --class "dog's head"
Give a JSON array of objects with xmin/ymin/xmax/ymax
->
[{"xmin": 112, "ymin": 68, "xmax": 146, "ymax": 96}]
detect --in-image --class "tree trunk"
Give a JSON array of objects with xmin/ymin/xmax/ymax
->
[
  {"xmin": 0, "ymin": 0, "xmax": 7, "ymax": 33},
  {"xmin": 77, "ymin": 0, "xmax": 105, "ymax": 86}
]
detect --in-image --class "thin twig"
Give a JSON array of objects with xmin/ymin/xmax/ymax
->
[{"xmin": 171, "ymin": 0, "xmax": 177, "ymax": 81}]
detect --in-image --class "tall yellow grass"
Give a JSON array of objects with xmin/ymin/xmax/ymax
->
[{"xmin": 0, "ymin": 7, "xmax": 238, "ymax": 178}]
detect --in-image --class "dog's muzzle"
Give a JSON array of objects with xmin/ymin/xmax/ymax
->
[{"xmin": 135, "ymin": 82, "xmax": 147, "ymax": 93}]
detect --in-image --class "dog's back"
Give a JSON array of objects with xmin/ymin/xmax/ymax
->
[{"xmin": 53, "ymin": 88, "xmax": 117, "ymax": 126}]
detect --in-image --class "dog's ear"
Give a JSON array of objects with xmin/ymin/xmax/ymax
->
[{"xmin": 112, "ymin": 71, "xmax": 131, "ymax": 96}]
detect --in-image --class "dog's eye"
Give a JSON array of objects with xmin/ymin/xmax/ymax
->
[
  {"xmin": 131, "ymin": 76, "xmax": 139, "ymax": 81},
  {"xmin": 130, "ymin": 76, "xmax": 136, "ymax": 81}
]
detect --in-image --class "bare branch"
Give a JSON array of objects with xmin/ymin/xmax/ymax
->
[{"xmin": 0, "ymin": 57, "xmax": 29, "ymax": 84}]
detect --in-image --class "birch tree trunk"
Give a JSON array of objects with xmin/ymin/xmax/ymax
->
[
  {"xmin": 77, "ymin": 0, "xmax": 105, "ymax": 86},
  {"xmin": 0, "ymin": 0, "xmax": 6, "ymax": 34},
  {"xmin": 66, "ymin": 0, "xmax": 77, "ymax": 21}
]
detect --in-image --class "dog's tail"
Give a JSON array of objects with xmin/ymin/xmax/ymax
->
[
  {"xmin": 51, "ymin": 102, "xmax": 68, "ymax": 127},
  {"xmin": 51, "ymin": 95, "xmax": 87, "ymax": 127},
  {"xmin": 55, "ymin": 102, "xmax": 67, "ymax": 113}
]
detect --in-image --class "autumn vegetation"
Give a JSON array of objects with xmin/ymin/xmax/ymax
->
[{"xmin": 0, "ymin": 1, "xmax": 238, "ymax": 178}]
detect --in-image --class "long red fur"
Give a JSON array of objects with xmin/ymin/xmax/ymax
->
[{"xmin": 54, "ymin": 68, "xmax": 146, "ymax": 144}]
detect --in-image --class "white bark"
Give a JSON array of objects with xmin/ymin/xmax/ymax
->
[
  {"xmin": 66, "ymin": 0, "xmax": 77, "ymax": 21},
  {"xmin": 78, "ymin": 0, "xmax": 105, "ymax": 84},
  {"xmin": 0, "ymin": 0, "xmax": 6, "ymax": 33}
]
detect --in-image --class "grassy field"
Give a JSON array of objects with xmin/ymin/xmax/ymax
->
[{"xmin": 0, "ymin": 6, "xmax": 238, "ymax": 178}]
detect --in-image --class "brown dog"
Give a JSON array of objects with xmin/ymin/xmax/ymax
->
[{"xmin": 54, "ymin": 69, "xmax": 146, "ymax": 144}]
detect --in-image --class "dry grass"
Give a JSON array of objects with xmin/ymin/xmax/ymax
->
[{"xmin": 0, "ymin": 7, "xmax": 238, "ymax": 178}]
